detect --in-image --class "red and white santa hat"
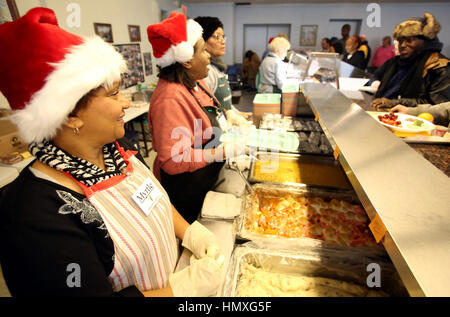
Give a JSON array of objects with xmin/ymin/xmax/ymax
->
[
  {"xmin": 0, "ymin": 7, "xmax": 127, "ymax": 143},
  {"xmin": 147, "ymin": 12, "xmax": 203, "ymax": 68}
]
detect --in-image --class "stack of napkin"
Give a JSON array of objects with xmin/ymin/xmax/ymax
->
[{"xmin": 201, "ymin": 191, "xmax": 242, "ymax": 220}]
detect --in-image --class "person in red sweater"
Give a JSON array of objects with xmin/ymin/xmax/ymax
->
[
  {"xmin": 371, "ymin": 36, "xmax": 396, "ymax": 69},
  {"xmin": 147, "ymin": 13, "xmax": 245, "ymax": 223}
]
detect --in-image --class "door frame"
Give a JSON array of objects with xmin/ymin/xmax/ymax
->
[
  {"xmin": 329, "ymin": 19, "xmax": 362, "ymax": 36},
  {"xmin": 6, "ymin": 0, "xmax": 19, "ymax": 20}
]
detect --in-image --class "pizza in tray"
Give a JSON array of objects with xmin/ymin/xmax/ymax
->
[{"xmin": 246, "ymin": 195, "xmax": 377, "ymax": 247}]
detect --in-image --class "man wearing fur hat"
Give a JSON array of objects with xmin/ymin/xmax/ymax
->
[{"xmin": 370, "ymin": 13, "xmax": 450, "ymax": 111}]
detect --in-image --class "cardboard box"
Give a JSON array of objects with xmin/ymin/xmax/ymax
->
[
  {"xmin": 253, "ymin": 93, "xmax": 281, "ymax": 127},
  {"xmin": 281, "ymin": 84, "xmax": 300, "ymax": 117},
  {"xmin": 0, "ymin": 118, "xmax": 27, "ymax": 157}
]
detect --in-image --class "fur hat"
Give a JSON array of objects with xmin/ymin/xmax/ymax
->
[
  {"xmin": 194, "ymin": 16, "xmax": 224, "ymax": 42},
  {"xmin": 0, "ymin": 7, "xmax": 127, "ymax": 143},
  {"xmin": 393, "ymin": 12, "xmax": 441, "ymax": 40},
  {"xmin": 147, "ymin": 12, "xmax": 203, "ymax": 68}
]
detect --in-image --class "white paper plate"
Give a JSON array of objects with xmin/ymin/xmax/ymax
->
[{"xmin": 369, "ymin": 112, "xmax": 436, "ymax": 133}]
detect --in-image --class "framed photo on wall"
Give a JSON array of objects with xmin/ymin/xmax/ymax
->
[
  {"xmin": 300, "ymin": 25, "xmax": 318, "ymax": 47},
  {"xmin": 128, "ymin": 25, "xmax": 141, "ymax": 42},
  {"xmin": 143, "ymin": 52, "xmax": 153, "ymax": 76},
  {"xmin": 94, "ymin": 23, "xmax": 113, "ymax": 43},
  {"xmin": 113, "ymin": 43, "xmax": 145, "ymax": 89}
]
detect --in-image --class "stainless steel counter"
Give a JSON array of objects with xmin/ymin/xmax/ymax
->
[{"xmin": 302, "ymin": 82, "xmax": 450, "ymax": 297}]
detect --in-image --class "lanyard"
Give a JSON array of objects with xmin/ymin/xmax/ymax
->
[{"xmin": 188, "ymin": 81, "xmax": 225, "ymax": 115}]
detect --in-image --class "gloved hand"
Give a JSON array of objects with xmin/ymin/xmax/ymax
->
[
  {"xmin": 169, "ymin": 255, "xmax": 222, "ymax": 297},
  {"xmin": 226, "ymin": 109, "xmax": 251, "ymax": 128},
  {"xmin": 220, "ymin": 141, "xmax": 249, "ymax": 160},
  {"xmin": 182, "ymin": 221, "xmax": 222, "ymax": 260}
]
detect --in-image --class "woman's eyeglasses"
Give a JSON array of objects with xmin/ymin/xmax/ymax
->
[{"xmin": 212, "ymin": 34, "xmax": 226, "ymax": 41}]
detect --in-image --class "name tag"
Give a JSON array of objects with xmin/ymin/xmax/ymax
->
[
  {"xmin": 132, "ymin": 178, "xmax": 162, "ymax": 216},
  {"xmin": 217, "ymin": 112, "xmax": 228, "ymax": 131}
]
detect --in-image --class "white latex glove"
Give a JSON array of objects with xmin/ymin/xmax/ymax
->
[
  {"xmin": 226, "ymin": 109, "xmax": 251, "ymax": 128},
  {"xmin": 169, "ymin": 255, "xmax": 222, "ymax": 297},
  {"xmin": 221, "ymin": 141, "xmax": 249, "ymax": 160},
  {"xmin": 182, "ymin": 221, "xmax": 222, "ymax": 259}
]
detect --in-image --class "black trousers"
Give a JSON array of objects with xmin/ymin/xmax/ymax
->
[{"xmin": 160, "ymin": 161, "xmax": 224, "ymax": 224}]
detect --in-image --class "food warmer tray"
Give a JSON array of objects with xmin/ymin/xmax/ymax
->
[
  {"xmin": 221, "ymin": 243, "xmax": 408, "ymax": 297},
  {"xmin": 234, "ymin": 183, "xmax": 384, "ymax": 255}
]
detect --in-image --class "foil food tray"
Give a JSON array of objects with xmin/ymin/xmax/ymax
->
[
  {"xmin": 221, "ymin": 243, "xmax": 408, "ymax": 297},
  {"xmin": 234, "ymin": 182, "xmax": 383, "ymax": 254},
  {"xmin": 258, "ymin": 114, "xmax": 333, "ymax": 155},
  {"xmin": 259, "ymin": 114, "xmax": 323, "ymax": 132},
  {"xmin": 248, "ymin": 152, "xmax": 352, "ymax": 190}
]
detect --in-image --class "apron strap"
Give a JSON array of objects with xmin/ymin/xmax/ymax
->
[{"xmin": 60, "ymin": 144, "xmax": 136, "ymax": 198}]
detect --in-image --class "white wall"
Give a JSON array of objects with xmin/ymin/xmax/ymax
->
[
  {"xmin": 184, "ymin": 2, "xmax": 235, "ymax": 66},
  {"xmin": 1, "ymin": 0, "xmax": 165, "ymax": 108},
  {"xmin": 186, "ymin": 2, "xmax": 450, "ymax": 65}
]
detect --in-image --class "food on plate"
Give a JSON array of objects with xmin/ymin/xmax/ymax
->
[
  {"xmin": 405, "ymin": 118, "xmax": 427, "ymax": 129},
  {"xmin": 417, "ymin": 112, "xmax": 434, "ymax": 122},
  {"xmin": 378, "ymin": 113, "xmax": 401, "ymax": 127},
  {"xmin": 245, "ymin": 194, "xmax": 376, "ymax": 246},
  {"xmin": 236, "ymin": 263, "xmax": 387, "ymax": 297},
  {"xmin": 253, "ymin": 159, "xmax": 351, "ymax": 188}
]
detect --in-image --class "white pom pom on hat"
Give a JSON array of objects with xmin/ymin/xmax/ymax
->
[
  {"xmin": 147, "ymin": 11, "xmax": 203, "ymax": 68},
  {"xmin": 0, "ymin": 7, "xmax": 127, "ymax": 143}
]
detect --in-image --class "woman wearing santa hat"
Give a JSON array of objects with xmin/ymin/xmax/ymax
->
[
  {"xmin": 0, "ymin": 7, "xmax": 222, "ymax": 297},
  {"xmin": 147, "ymin": 12, "xmax": 246, "ymax": 224},
  {"xmin": 194, "ymin": 16, "xmax": 252, "ymax": 127}
]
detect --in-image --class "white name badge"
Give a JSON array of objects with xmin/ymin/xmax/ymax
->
[
  {"xmin": 132, "ymin": 178, "xmax": 163, "ymax": 216},
  {"xmin": 217, "ymin": 112, "xmax": 228, "ymax": 131}
]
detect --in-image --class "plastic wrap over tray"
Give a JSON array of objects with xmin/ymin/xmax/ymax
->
[
  {"xmin": 259, "ymin": 114, "xmax": 323, "ymax": 132},
  {"xmin": 259, "ymin": 114, "xmax": 333, "ymax": 155},
  {"xmin": 234, "ymin": 182, "xmax": 384, "ymax": 255},
  {"xmin": 222, "ymin": 242, "xmax": 408, "ymax": 297}
]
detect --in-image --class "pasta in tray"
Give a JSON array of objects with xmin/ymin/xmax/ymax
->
[
  {"xmin": 236, "ymin": 263, "xmax": 387, "ymax": 297},
  {"xmin": 245, "ymin": 194, "xmax": 376, "ymax": 247}
]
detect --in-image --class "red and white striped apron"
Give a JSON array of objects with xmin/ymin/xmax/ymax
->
[{"xmin": 65, "ymin": 145, "xmax": 178, "ymax": 292}]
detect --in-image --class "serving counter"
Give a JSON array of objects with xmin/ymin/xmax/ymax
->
[
  {"xmin": 176, "ymin": 83, "xmax": 449, "ymax": 297},
  {"xmin": 302, "ymin": 83, "xmax": 450, "ymax": 296}
]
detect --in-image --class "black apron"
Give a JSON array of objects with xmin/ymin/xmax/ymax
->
[{"xmin": 160, "ymin": 82, "xmax": 225, "ymax": 224}]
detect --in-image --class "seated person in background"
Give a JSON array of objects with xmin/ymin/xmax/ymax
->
[
  {"xmin": 321, "ymin": 37, "xmax": 336, "ymax": 53},
  {"xmin": 357, "ymin": 34, "xmax": 371, "ymax": 70},
  {"xmin": 342, "ymin": 35, "xmax": 366, "ymax": 70},
  {"xmin": 258, "ymin": 36, "xmax": 291, "ymax": 93},
  {"xmin": 370, "ymin": 13, "xmax": 450, "ymax": 111},
  {"xmin": 242, "ymin": 50, "xmax": 261, "ymax": 90},
  {"xmin": 371, "ymin": 36, "xmax": 396, "ymax": 69},
  {"xmin": 0, "ymin": 8, "xmax": 222, "ymax": 297},
  {"xmin": 391, "ymin": 102, "xmax": 450, "ymax": 129},
  {"xmin": 330, "ymin": 37, "xmax": 343, "ymax": 55}
]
